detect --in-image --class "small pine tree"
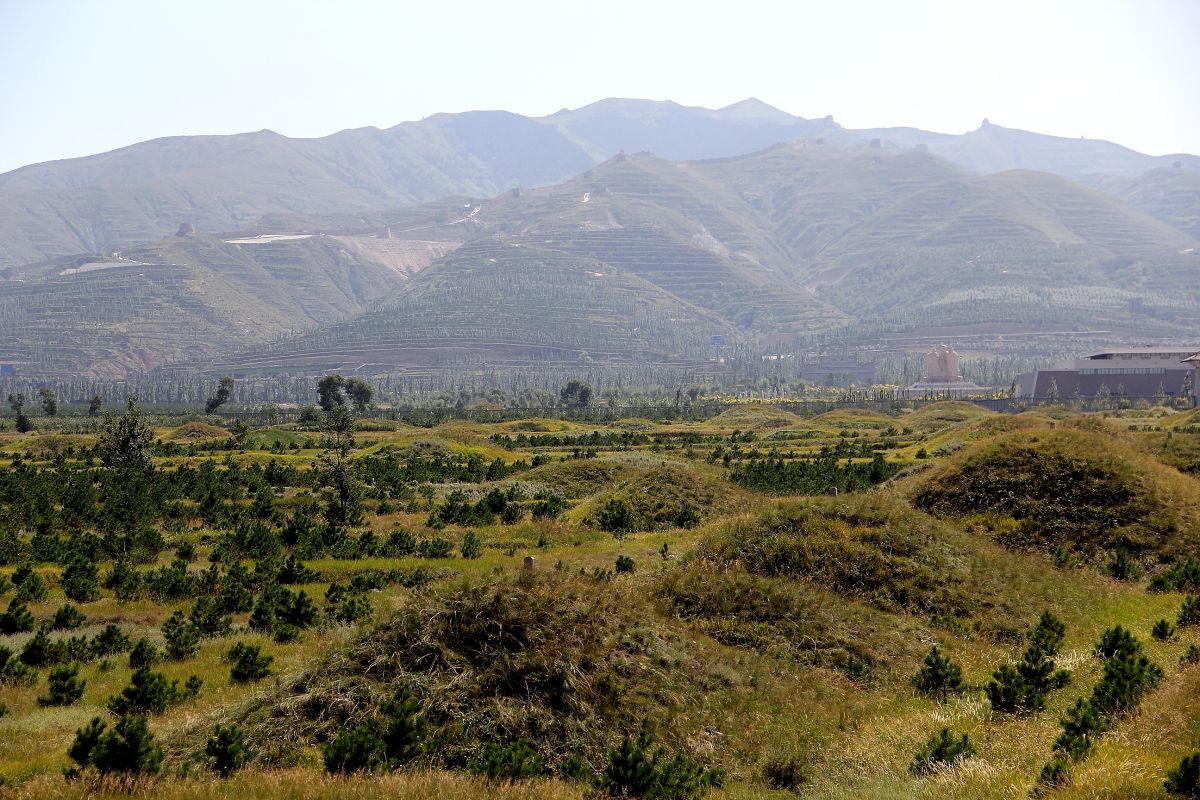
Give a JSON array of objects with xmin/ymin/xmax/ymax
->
[
  {"xmin": 280, "ymin": 590, "xmax": 318, "ymax": 629},
  {"xmin": 49, "ymin": 603, "xmax": 88, "ymax": 631},
  {"xmin": 228, "ymin": 642, "xmax": 273, "ymax": 683},
  {"xmin": 89, "ymin": 715, "xmax": 163, "ymax": 775},
  {"xmin": 986, "ymin": 664, "xmax": 1042, "ymax": 713},
  {"xmin": 162, "ymin": 610, "xmax": 200, "ymax": 660},
  {"xmin": 0, "ymin": 599, "xmax": 35, "ymax": 635},
  {"xmin": 128, "ymin": 638, "xmax": 161, "ymax": 668},
  {"xmin": 460, "ymin": 531, "xmax": 482, "ymax": 559},
  {"xmin": 910, "ymin": 728, "xmax": 975, "ymax": 774},
  {"xmin": 61, "ymin": 556, "xmax": 101, "ymax": 603},
  {"xmin": 206, "ymin": 724, "xmax": 248, "ymax": 778},
  {"xmin": 912, "ymin": 646, "xmax": 963, "ymax": 702},
  {"xmin": 1052, "ymin": 698, "xmax": 1104, "ymax": 762},
  {"xmin": 1180, "ymin": 595, "xmax": 1200, "ymax": 627},
  {"xmin": 1166, "ymin": 753, "xmax": 1200, "ymax": 797},
  {"xmin": 1029, "ymin": 611, "xmax": 1066, "ymax": 656},
  {"xmin": 323, "ymin": 722, "xmax": 386, "ymax": 773},
  {"xmin": 1153, "ymin": 619, "xmax": 1178, "ymax": 641},
  {"xmin": 381, "ymin": 688, "xmax": 427, "ymax": 766},
  {"xmin": 1106, "ymin": 548, "xmax": 1139, "ymax": 582},
  {"xmin": 470, "ymin": 739, "xmax": 545, "ymax": 781},
  {"xmin": 38, "ymin": 663, "xmax": 86, "ymax": 706},
  {"xmin": 108, "ymin": 666, "xmax": 178, "ymax": 716}
]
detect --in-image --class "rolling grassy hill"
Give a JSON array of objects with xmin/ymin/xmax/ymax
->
[{"xmin": 3, "ymin": 404, "xmax": 1200, "ymax": 798}]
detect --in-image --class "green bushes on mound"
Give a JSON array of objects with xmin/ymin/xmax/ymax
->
[
  {"xmin": 691, "ymin": 495, "xmax": 969, "ymax": 616},
  {"xmin": 209, "ymin": 573, "xmax": 722, "ymax": 775},
  {"xmin": 913, "ymin": 429, "xmax": 1200, "ymax": 560}
]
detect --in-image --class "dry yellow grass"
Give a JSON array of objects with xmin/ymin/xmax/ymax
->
[{"xmin": 8, "ymin": 769, "xmax": 587, "ymax": 800}]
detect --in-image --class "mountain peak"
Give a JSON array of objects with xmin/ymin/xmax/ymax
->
[{"xmin": 716, "ymin": 98, "xmax": 797, "ymax": 124}]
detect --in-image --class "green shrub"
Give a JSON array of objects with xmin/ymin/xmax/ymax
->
[
  {"xmin": 912, "ymin": 646, "xmax": 963, "ymax": 702},
  {"xmin": 469, "ymin": 739, "xmax": 545, "ymax": 781},
  {"xmin": 228, "ymin": 642, "xmax": 273, "ymax": 683},
  {"xmin": 602, "ymin": 732, "xmax": 719, "ymax": 799},
  {"xmin": 50, "ymin": 603, "xmax": 88, "ymax": 631},
  {"xmin": 596, "ymin": 499, "xmax": 638, "ymax": 535},
  {"xmin": 108, "ymin": 666, "xmax": 183, "ymax": 715},
  {"xmin": 323, "ymin": 722, "xmax": 386, "ymax": 773},
  {"xmin": 62, "ymin": 556, "xmax": 100, "ymax": 603},
  {"xmin": 910, "ymin": 728, "xmax": 975, "ymax": 774},
  {"xmin": 205, "ymin": 724, "xmax": 248, "ymax": 778},
  {"xmin": 1153, "ymin": 619, "xmax": 1177, "ymax": 641},
  {"xmin": 1166, "ymin": 753, "xmax": 1200, "ymax": 797},
  {"xmin": 0, "ymin": 598, "xmax": 34, "ymax": 634},
  {"xmin": 0, "ymin": 646, "xmax": 36, "ymax": 685},
  {"xmin": 38, "ymin": 663, "xmax": 86, "ymax": 706},
  {"xmin": 615, "ymin": 555, "xmax": 636, "ymax": 574},
  {"xmin": 162, "ymin": 610, "xmax": 200, "ymax": 660},
  {"xmin": 460, "ymin": 531, "xmax": 483, "ymax": 560},
  {"xmin": 1180, "ymin": 596, "xmax": 1200, "ymax": 627},
  {"xmin": 75, "ymin": 715, "xmax": 163, "ymax": 776},
  {"xmin": 380, "ymin": 688, "xmax": 427, "ymax": 766},
  {"xmin": 128, "ymin": 638, "xmax": 161, "ymax": 668}
]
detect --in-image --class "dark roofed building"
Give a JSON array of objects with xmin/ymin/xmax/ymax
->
[{"xmin": 1017, "ymin": 347, "xmax": 1198, "ymax": 402}]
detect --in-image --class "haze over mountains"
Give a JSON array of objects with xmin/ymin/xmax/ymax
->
[{"xmin": 1, "ymin": 98, "xmax": 1197, "ymax": 381}]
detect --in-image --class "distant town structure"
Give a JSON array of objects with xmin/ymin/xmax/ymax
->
[
  {"xmin": 905, "ymin": 345, "xmax": 984, "ymax": 396},
  {"xmin": 1016, "ymin": 348, "xmax": 1200, "ymax": 403}
]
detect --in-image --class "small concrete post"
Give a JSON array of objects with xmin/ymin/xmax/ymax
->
[{"xmin": 523, "ymin": 555, "xmax": 535, "ymax": 571}]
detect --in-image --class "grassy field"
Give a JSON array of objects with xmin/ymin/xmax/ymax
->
[{"xmin": 2, "ymin": 402, "xmax": 1200, "ymax": 798}]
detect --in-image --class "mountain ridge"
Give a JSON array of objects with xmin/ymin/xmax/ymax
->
[{"xmin": 2, "ymin": 97, "xmax": 1197, "ymax": 270}]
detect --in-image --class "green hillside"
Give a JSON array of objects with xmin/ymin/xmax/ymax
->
[
  {"xmin": 0, "ymin": 233, "xmax": 445, "ymax": 376},
  {"xmin": 2, "ymin": 403, "xmax": 1200, "ymax": 798}
]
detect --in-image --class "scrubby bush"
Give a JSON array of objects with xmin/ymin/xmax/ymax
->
[
  {"xmin": 323, "ymin": 723, "xmax": 386, "ymax": 774},
  {"xmin": 206, "ymin": 724, "xmax": 248, "ymax": 778},
  {"xmin": 128, "ymin": 638, "xmax": 161, "ymax": 668},
  {"xmin": 68, "ymin": 714, "xmax": 163, "ymax": 776},
  {"xmin": 227, "ymin": 642, "xmax": 272, "ymax": 683},
  {"xmin": 912, "ymin": 646, "xmax": 963, "ymax": 702},
  {"xmin": 108, "ymin": 666, "xmax": 183, "ymax": 715},
  {"xmin": 0, "ymin": 598, "xmax": 35, "ymax": 634},
  {"xmin": 615, "ymin": 555, "xmax": 636, "ymax": 574},
  {"xmin": 50, "ymin": 603, "xmax": 88, "ymax": 631},
  {"xmin": 470, "ymin": 739, "xmax": 544, "ymax": 781},
  {"xmin": 602, "ymin": 732, "xmax": 720, "ymax": 799},
  {"xmin": 62, "ymin": 555, "xmax": 101, "ymax": 602},
  {"xmin": 1166, "ymin": 753, "xmax": 1200, "ymax": 797},
  {"xmin": 162, "ymin": 610, "xmax": 200, "ymax": 660},
  {"xmin": 910, "ymin": 728, "xmax": 974, "ymax": 774},
  {"xmin": 38, "ymin": 663, "xmax": 86, "ymax": 706}
]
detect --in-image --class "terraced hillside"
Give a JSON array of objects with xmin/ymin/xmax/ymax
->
[
  {"xmin": 219, "ymin": 238, "xmax": 738, "ymax": 375},
  {"xmin": 0, "ymin": 233, "xmax": 450, "ymax": 377}
]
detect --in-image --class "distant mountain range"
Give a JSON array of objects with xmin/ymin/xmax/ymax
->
[
  {"xmin": 1, "ymin": 98, "xmax": 1198, "ymax": 380},
  {"xmin": 2, "ymin": 98, "xmax": 1197, "ymax": 271}
]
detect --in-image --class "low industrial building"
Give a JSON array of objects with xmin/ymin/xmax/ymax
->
[{"xmin": 1016, "ymin": 348, "xmax": 1198, "ymax": 403}]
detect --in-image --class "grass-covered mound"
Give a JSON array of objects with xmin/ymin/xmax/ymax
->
[
  {"xmin": 164, "ymin": 421, "xmax": 231, "ymax": 442},
  {"xmin": 579, "ymin": 464, "xmax": 740, "ymax": 531},
  {"xmin": 684, "ymin": 495, "xmax": 974, "ymax": 617},
  {"xmin": 657, "ymin": 494, "xmax": 1069, "ymax": 673},
  {"xmin": 707, "ymin": 405, "xmax": 807, "ymax": 431},
  {"xmin": 912, "ymin": 426, "xmax": 1200, "ymax": 561},
  {"xmin": 203, "ymin": 573, "xmax": 726, "ymax": 774},
  {"xmin": 903, "ymin": 401, "xmax": 994, "ymax": 434},
  {"xmin": 519, "ymin": 459, "xmax": 638, "ymax": 499}
]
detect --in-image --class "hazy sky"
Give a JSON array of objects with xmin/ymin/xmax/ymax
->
[{"xmin": 1, "ymin": 0, "xmax": 1197, "ymax": 174}]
